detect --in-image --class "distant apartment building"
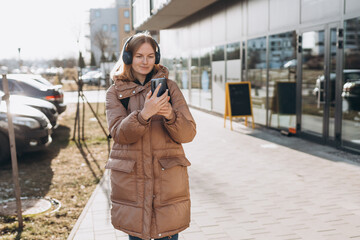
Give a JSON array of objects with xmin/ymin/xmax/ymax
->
[
  {"xmin": 90, "ymin": 8, "xmax": 119, "ymax": 65},
  {"xmin": 117, "ymin": 0, "xmax": 135, "ymax": 48},
  {"xmin": 89, "ymin": 0, "xmax": 134, "ymax": 66}
]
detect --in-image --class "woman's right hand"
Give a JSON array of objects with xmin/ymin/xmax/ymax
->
[{"xmin": 140, "ymin": 84, "xmax": 169, "ymax": 121}]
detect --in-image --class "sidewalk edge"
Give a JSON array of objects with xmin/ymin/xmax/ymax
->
[{"xmin": 67, "ymin": 169, "xmax": 109, "ymax": 240}]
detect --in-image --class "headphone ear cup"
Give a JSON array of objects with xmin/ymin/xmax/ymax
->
[
  {"xmin": 122, "ymin": 51, "xmax": 132, "ymax": 65},
  {"xmin": 155, "ymin": 52, "xmax": 161, "ymax": 64}
]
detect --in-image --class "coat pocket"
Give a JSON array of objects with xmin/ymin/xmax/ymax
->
[
  {"xmin": 106, "ymin": 159, "xmax": 137, "ymax": 203},
  {"xmin": 158, "ymin": 156, "xmax": 191, "ymax": 203}
]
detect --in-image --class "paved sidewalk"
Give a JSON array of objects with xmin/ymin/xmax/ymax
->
[{"xmin": 68, "ymin": 108, "xmax": 360, "ymax": 240}]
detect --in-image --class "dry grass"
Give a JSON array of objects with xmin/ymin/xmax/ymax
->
[
  {"xmin": 0, "ymin": 102, "xmax": 109, "ymax": 239},
  {"xmin": 60, "ymin": 79, "xmax": 108, "ymax": 92}
]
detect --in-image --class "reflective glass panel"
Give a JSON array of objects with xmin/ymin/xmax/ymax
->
[
  {"xmin": 200, "ymin": 48, "xmax": 212, "ymax": 110},
  {"xmin": 174, "ymin": 54, "xmax": 189, "ymax": 103},
  {"xmin": 301, "ymin": 30, "xmax": 325, "ymax": 136},
  {"xmin": 227, "ymin": 42, "xmax": 240, "ymax": 60},
  {"xmin": 190, "ymin": 51, "xmax": 200, "ymax": 107},
  {"xmin": 268, "ymin": 31, "xmax": 297, "ymax": 129},
  {"xmin": 162, "ymin": 56, "xmax": 175, "ymax": 81},
  {"xmin": 342, "ymin": 18, "xmax": 360, "ymax": 148},
  {"xmin": 227, "ymin": 42, "xmax": 241, "ymax": 83},
  {"xmin": 247, "ymin": 37, "xmax": 267, "ymax": 125},
  {"xmin": 328, "ymin": 28, "xmax": 337, "ymax": 139},
  {"xmin": 211, "ymin": 45, "xmax": 225, "ymax": 114}
]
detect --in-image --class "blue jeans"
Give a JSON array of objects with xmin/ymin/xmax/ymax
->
[{"xmin": 129, "ymin": 233, "xmax": 178, "ymax": 240}]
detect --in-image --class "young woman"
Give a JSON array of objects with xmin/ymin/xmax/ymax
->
[{"xmin": 105, "ymin": 32, "xmax": 196, "ymax": 240}]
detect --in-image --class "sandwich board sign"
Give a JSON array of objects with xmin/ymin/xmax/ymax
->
[{"xmin": 224, "ymin": 82, "xmax": 255, "ymax": 130}]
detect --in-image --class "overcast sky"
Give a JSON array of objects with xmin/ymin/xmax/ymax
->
[{"xmin": 0, "ymin": 0, "xmax": 115, "ymax": 61}]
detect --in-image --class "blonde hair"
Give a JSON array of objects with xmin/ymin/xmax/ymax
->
[{"xmin": 110, "ymin": 31, "xmax": 160, "ymax": 82}]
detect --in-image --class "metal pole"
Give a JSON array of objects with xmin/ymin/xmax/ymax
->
[
  {"xmin": 82, "ymin": 95, "xmax": 85, "ymax": 141},
  {"xmin": 72, "ymin": 93, "xmax": 79, "ymax": 141},
  {"xmin": 2, "ymin": 74, "xmax": 23, "ymax": 229}
]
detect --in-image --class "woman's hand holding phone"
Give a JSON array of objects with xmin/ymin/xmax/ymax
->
[
  {"xmin": 140, "ymin": 83, "xmax": 170, "ymax": 121},
  {"xmin": 157, "ymin": 101, "xmax": 174, "ymax": 120}
]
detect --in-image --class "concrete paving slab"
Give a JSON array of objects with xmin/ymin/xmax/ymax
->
[{"xmin": 68, "ymin": 108, "xmax": 360, "ymax": 240}]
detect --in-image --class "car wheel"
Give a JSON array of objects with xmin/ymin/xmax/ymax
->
[{"xmin": 0, "ymin": 133, "xmax": 10, "ymax": 164}]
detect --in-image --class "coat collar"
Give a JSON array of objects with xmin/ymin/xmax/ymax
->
[{"xmin": 114, "ymin": 65, "xmax": 169, "ymax": 100}]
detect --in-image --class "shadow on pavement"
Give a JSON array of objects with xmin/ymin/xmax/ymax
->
[{"xmin": 242, "ymin": 126, "xmax": 360, "ymax": 166}]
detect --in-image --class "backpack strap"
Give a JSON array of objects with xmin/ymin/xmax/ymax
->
[
  {"xmin": 120, "ymin": 97, "xmax": 129, "ymax": 110},
  {"xmin": 108, "ymin": 97, "xmax": 129, "ymax": 140}
]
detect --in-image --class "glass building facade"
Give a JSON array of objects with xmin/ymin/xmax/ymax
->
[{"xmin": 143, "ymin": 0, "xmax": 360, "ymax": 153}]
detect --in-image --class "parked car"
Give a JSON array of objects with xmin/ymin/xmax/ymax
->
[
  {"xmin": 313, "ymin": 69, "xmax": 360, "ymax": 102},
  {"xmin": 0, "ymin": 74, "xmax": 66, "ymax": 114},
  {"xmin": 11, "ymin": 73, "xmax": 54, "ymax": 87},
  {"xmin": 342, "ymin": 80, "xmax": 360, "ymax": 111},
  {"xmin": 0, "ymin": 90, "xmax": 58, "ymax": 128},
  {"xmin": 80, "ymin": 70, "xmax": 104, "ymax": 85},
  {"xmin": 0, "ymin": 96, "xmax": 53, "ymax": 164}
]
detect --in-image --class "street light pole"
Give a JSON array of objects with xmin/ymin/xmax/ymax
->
[{"xmin": 17, "ymin": 48, "xmax": 21, "ymax": 69}]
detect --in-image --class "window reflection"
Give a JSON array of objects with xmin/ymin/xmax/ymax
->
[
  {"xmin": 172, "ymin": 54, "xmax": 189, "ymax": 102},
  {"xmin": 226, "ymin": 42, "xmax": 241, "ymax": 83},
  {"xmin": 190, "ymin": 51, "xmax": 200, "ymax": 107},
  {"xmin": 328, "ymin": 28, "xmax": 337, "ymax": 139},
  {"xmin": 200, "ymin": 48, "xmax": 212, "ymax": 110},
  {"xmin": 247, "ymin": 37, "xmax": 267, "ymax": 125},
  {"xmin": 227, "ymin": 42, "xmax": 240, "ymax": 60},
  {"xmin": 211, "ymin": 45, "xmax": 225, "ymax": 113},
  {"xmin": 301, "ymin": 30, "xmax": 325, "ymax": 136},
  {"xmin": 268, "ymin": 31, "xmax": 297, "ymax": 129},
  {"xmin": 343, "ymin": 17, "xmax": 360, "ymax": 147}
]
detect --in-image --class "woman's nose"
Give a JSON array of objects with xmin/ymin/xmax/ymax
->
[{"xmin": 142, "ymin": 57, "xmax": 148, "ymax": 64}]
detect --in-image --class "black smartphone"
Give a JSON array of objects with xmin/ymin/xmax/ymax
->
[{"xmin": 151, "ymin": 77, "xmax": 168, "ymax": 97}]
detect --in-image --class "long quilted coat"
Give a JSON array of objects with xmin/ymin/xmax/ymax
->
[{"xmin": 105, "ymin": 65, "xmax": 196, "ymax": 240}]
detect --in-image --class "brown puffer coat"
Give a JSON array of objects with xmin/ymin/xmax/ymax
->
[{"xmin": 105, "ymin": 65, "xmax": 196, "ymax": 240}]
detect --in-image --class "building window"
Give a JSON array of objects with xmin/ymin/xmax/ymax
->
[
  {"xmin": 111, "ymin": 24, "xmax": 117, "ymax": 32},
  {"xmin": 268, "ymin": 31, "xmax": 297, "ymax": 130},
  {"xmin": 247, "ymin": 36, "xmax": 267, "ymax": 125},
  {"xmin": 212, "ymin": 45, "xmax": 225, "ymax": 61},
  {"xmin": 95, "ymin": 10, "xmax": 101, "ymax": 18},
  {"xmin": 112, "ymin": 38, "xmax": 117, "ymax": 46},
  {"xmin": 343, "ymin": 17, "xmax": 360, "ymax": 149},
  {"xmin": 124, "ymin": 10, "xmax": 130, "ymax": 18},
  {"xmin": 226, "ymin": 42, "xmax": 240, "ymax": 60},
  {"xmin": 124, "ymin": 24, "xmax": 130, "ymax": 33},
  {"xmin": 102, "ymin": 24, "xmax": 108, "ymax": 32}
]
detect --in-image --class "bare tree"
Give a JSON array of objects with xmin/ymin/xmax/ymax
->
[{"xmin": 93, "ymin": 30, "xmax": 114, "ymax": 63}]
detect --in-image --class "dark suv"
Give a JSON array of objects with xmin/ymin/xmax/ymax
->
[
  {"xmin": 0, "ymin": 74, "xmax": 66, "ymax": 114},
  {"xmin": 0, "ymin": 90, "xmax": 58, "ymax": 128},
  {"xmin": 0, "ymin": 97, "xmax": 52, "ymax": 164}
]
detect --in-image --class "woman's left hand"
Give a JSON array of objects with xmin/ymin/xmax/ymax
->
[{"xmin": 157, "ymin": 99, "xmax": 174, "ymax": 120}]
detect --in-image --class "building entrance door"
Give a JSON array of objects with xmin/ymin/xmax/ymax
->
[{"xmin": 300, "ymin": 24, "xmax": 340, "ymax": 143}]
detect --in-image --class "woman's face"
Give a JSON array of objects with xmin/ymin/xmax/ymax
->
[{"xmin": 132, "ymin": 42, "xmax": 156, "ymax": 79}]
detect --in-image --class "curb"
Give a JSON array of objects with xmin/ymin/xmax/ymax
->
[{"xmin": 67, "ymin": 169, "xmax": 109, "ymax": 240}]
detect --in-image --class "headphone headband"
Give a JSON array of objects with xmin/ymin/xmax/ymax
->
[{"xmin": 122, "ymin": 35, "xmax": 161, "ymax": 65}]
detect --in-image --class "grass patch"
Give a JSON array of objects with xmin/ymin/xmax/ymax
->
[{"xmin": 0, "ymin": 102, "xmax": 109, "ymax": 239}]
